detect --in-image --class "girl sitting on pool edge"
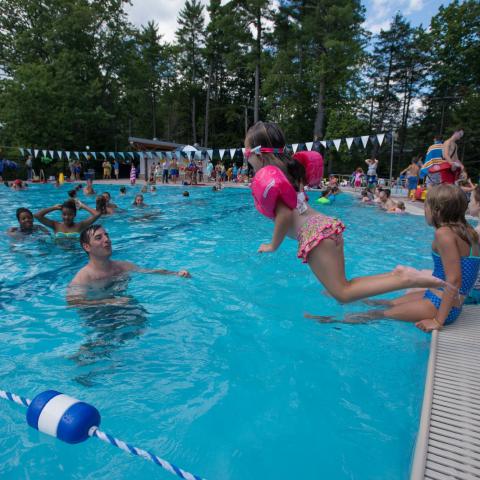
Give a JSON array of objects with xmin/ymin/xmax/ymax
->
[
  {"xmin": 34, "ymin": 199, "xmax": 101, "ymax": 237},
  {"xmin": 307, "ymin": 184, "xmax": 480, "ymax": 331},
  {"xmin": 246, "ymin": 121, "xmax": 446, "ymax": 305}
]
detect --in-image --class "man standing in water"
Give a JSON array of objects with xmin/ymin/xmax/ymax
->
[{"xmin": 67, "ymin": 224, "xmax": 190, "ymax": 305}]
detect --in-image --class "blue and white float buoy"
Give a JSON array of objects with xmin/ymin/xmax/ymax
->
[
  {"xmin": 26, "ymin": 390, "xmax": 101, "ymax": 444},
  {"xmin": 1, "ymin": 389, "xmax": 204, "ymax": 480}
]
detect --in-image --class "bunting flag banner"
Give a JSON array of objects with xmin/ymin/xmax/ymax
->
[
  {"xmin": 41, "ymin": 150, "xmax": 46, "ymax": 157},
  {"xmin": 230, "ymin": 148, "xmax": 236, "ymax": 159},
  {"xmin": 48, "ymin": 150, "xmax": 54, "ymax": 158},
  {"xmin": 320, "ymin": 141, "xmax": 326, "ymax": 148},
  {"xmin": 377, "ymin": 133, "xmax": 385, "ymax": 146},
  {"xmin": 91, "ymin": 152, "xmax": 97, "ymax": 160},
  {"xmin": 207, "ymin": 149, "xmax": 213, "ymax": 159},
  {"xmin": 19, "ymin": 148, "xmax": 24, "ymax": 156},
  {"xmin": 361, "ymin": 135, "xmax": 369, "ymax": 148},
  {"xmin": 305, "ymin": 142, "xmax": 313, "ymax": 151},
  {"xmin": 73, "ymin": 152, "xmax": 80, "ymax": 159},
  {"xmin": 117, "ymin": 152, "xmax": 124, "ymax": 159},
  {"xmin": 57, "ymin": 150, "xmax": 62, "ymax": 158},
  {"xmin": 108, "ymin": 152, "xmax": 115, "ymax": 158},
  {"xmin": 166, "ymin": 152, "xmax": 172, "ymax": 160},
  {"xmin": 333, "ymin": 139, "xmax": 342, "ymax": 151},
  {"xmin": 292, "ymin": 143, "xmax": 299, "ymax": 153},
  {"xmin": 219, "ymin": 149, "xmax": 225, "ymax": 160},
  {"xmin": 241, "ymin": 148, "xmax": 245, "ymax": 156},
  {"xmin": 34, "ymin": 149, "xmax": 40, "ymax": 158},
  {"xmin": 83, "ymin": 151, "xmax": 89, "ymax": 158},
  {"xmin": 65, "ymin": 151, "xmax": 71, "ymax": 160},
  {"xmin": 346, "ymin": 138, "xmax": 354, "ymax": 150}
]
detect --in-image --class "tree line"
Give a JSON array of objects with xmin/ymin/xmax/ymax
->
[{"xmin": 0, "ymin": 0, "xmax": 478, "ymax": 176}]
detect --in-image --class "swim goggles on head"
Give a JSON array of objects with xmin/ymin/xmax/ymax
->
[{"xmin": 244, "ymin": 146, "xmax": 285, "ymax": 158}]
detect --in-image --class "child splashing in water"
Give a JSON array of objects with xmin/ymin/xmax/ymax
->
[{"xmin": 247, "ymin": 121, "xmax": 446, "ymax": 304}]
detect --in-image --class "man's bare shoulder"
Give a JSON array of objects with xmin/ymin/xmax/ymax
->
[{"xmin": 69, "ymin": 265, "xmax": 93, "ymax": 286}]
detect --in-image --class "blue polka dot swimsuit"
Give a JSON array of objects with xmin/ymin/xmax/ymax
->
[{"xmin": 423, "ymin": 245, "xmax": 480, "ymax": 324}]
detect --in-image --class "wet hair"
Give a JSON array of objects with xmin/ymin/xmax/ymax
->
[
  {"xmin": 133, "ymin": 194, "xmax": 143, "ymax": 205},
  {"xmin": 182, "ymin": 191, "xmax": 189, "ymax": 197},
  {"xmin": 381, "ymin": 188, "xmax": 391, "ymax": 198},
  {"xmin": 68, "ymin": 189, "xmax": 77, "ymax": 198},
  {"xmin": 396, "ymin": 201, "xmax": 406, "ymax": 210},
  {"xmin": 245, "ymin": 121, "xmax": 306, "ymax": 191},
  {"xmin": 119, "ymin": 186, "xmax": 126, "ymax": 194},
  {"xmin": 80, "ymin": 224, "xmax": 104, "ymax": 253},
  {"xmin": 16, "ymin": 207, "xmax": 33, "ymax": 220},
  {"xmin": 96, "ymin": 195, "xmax": 107, "ymax": 214},
  {"xmin": 434, "ymin": 135, "xmax": 443, "ymax": 142},
  {"xmin": 62, "ymin": 200, "xmax": 77, "ymax": 214},
  {"xmin": 426, "ymin": 184, "xmax": 478, "ymax": 245},
  {"xmin": 102, "ymin": 191, "xmax": 111, "ymax": 200}
]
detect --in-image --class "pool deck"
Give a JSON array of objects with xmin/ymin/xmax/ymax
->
[{"xmin": 410, "ymin": 305, "xmax": 480, "ymax": 479}]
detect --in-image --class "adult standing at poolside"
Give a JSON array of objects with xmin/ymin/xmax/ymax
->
[
  {"xmin": 67, "ymin": 225, "xmax": 190, "ymax": 306},
  {"xmin": 365, "ymin": 157, "xmax": 379, "ymax": 187},
  {"xmin": 25, "ymin": 155, "xmax": 33, "ymax": 181},
  {"xmin": 34, "ymin": 199, "xmax": 101, "ymax": 236},
  {"xmin": 114, "ymin": 158, "xmax": 120, "ymax": 180},
  {"xmin": 400, "ymin": 157, "xmax": 420, "ymax": 198},
  {"xmin": 162, "ymin": 158, "xmax": 170, "ymax": 184},
  {"xmin": 443, "ymin": 127, "xmax": 464, "ymax": 171},
  {"xmin": 130, "ymin": 163, "xmax": 136, "ymax": 185},
  {"xmin": 102, "ymin": 159, "xmax": 112, "ymax": 179}
]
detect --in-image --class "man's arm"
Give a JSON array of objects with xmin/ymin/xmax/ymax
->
[{"xmin": 117, "ymin": 261, "xmax": 191, "ymax": 277}]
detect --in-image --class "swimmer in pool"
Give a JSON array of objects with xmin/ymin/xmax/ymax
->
[
  {"xmin": 7, "ymin": 207, "xmax": 49, "ymax": 238},
  {"xmin": 67, "ymin": 225, "xmax": 190, "ymax": 306},
  {"xmin": 34, "ymin": 199, "xmax": 101, "ymax": 236}
]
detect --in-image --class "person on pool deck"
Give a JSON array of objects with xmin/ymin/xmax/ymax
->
[
  {"xmin": 34, "ymin": 199, "xmax": 101, "ymax": 237},
  {"xmin": 67, "ymin": 225, "xmax": 190, "ymax": 306},
  {"xmin": 83, "ymin": 179, "xmax": 96, "ymax": 196},
  {"xmin": 7, "ymin": 207, "xmax": 50, "ymax": 238}
]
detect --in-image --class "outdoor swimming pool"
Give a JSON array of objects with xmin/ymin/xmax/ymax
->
[{"xmin": 0, "ymin": 184, "xmax": 434, "ymax": 479}]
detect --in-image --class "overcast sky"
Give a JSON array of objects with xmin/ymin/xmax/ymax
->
[{"xmin": 125, "ymin": 0, "xmax": 451, "ymax": 42}]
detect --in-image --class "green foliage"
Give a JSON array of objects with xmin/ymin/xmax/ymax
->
[{"xmin": 0, "ymin": 0, "xmax": 478, "ymax": 177}]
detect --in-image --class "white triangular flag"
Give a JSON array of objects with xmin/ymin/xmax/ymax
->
[
  {"xmin": 207, "ymin": 150, "xmax": 213, "ymax": 159},
  {"xmin": 361, "ymin": 135, "xmax": 369, "ymax": 148},
  {"xmin": 66, "ymin": 151, "xmax": 71, "ymax": 160},
  {"xmin": 305, "ymin": 142, "xmax": 313, "ymax": 151},
  {"xmin": 219, "ymin": 149, "xmax": 225, "ymax": 160},
  {"xmin": 34, "ymin": 149, "xmax": 40, "ymax": 158},
  {"xmin": 333, "ymin": 139, "xmax": 341, "ymax": 151},
  {"xmin": 57, "ymin": 150, "xmax": 62, "ymax": 158},
  {"xmin": 19, "ymin": 148, "xmax": 24, "ymax": 156},
  {"xmin": 292, "ymin": 143, "xmax": 299, "ymax": 153},
  {"xmin": 49, "ymin": 150, "xmax": 55, "ymax": 158},
  {"xmin": 230, "ymin": 148, "xmax": 236, "ymax": 159},
  {"xmin": 320, "ymin": 141, "xmax": 326, "ymax": 148},
  {"xmin": 346, "ymin": 138, "xmax": 354, "ymax": 150},
  {"xmin": 91, "ymin": 152, "xmax": 97, "ymax": 159},
  {"xmin": 377, "ymin": 133, "xmax": 385, "ymax": 146},
  {"xmin": 241, "ymin": 148, "xmax": 245, "ymax": 156}
]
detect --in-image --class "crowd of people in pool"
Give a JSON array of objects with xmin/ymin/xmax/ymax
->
[{"xmin": 5, "ymin": 121, "xmax": 480, "ymax": 332}]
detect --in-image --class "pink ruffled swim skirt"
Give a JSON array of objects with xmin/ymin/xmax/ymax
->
[{"xmin": 297, "ymin": 215, "xmax": 346, "ymax": 263}]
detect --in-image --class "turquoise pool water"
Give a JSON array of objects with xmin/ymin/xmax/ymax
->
[{"xmin": 0, "ymin": 184, "xmax": 434, "ymax": 479}]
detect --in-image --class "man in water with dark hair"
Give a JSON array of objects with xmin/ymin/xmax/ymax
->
[{"xmin": 67, "ymin": 225, "xmax": 190, "ymax": 306}]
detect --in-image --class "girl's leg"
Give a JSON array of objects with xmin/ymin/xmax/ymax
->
[
  {"xmin": 307, "ymin": 238, "xmax": 442, "ymax": 303},
  {"xmin": 363, "ymin": 290, "xmax": 426, "ymax": 306}
]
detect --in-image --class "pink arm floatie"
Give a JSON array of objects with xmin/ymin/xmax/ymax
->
[
  {"xmin": 251, "ymin": 166, "xmax": 297, "ymax": 219},
  {"xmin": 293, "ymin": 151, "xmax": 324, "ymax": 187}
]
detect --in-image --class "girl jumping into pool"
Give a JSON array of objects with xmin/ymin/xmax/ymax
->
[
  {"xmin": 308, "ymin": 184, "xmax": 480, "ymax": 331},
  {"xmin": 34, "ymin": 199, "xmax": 101, "ymax": 237},
  {"xmin": 246, "ymin": 121, "xmax": 446, "ymax": 304}
]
